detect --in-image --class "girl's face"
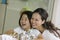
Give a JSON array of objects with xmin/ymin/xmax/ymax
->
[
  {"xmin": 31, "ymin": 13, "xmax": 45, "ymax": 30},
  {"xmin": 20, "ymin": 14, "xmax": 30, "ymax": 30}
]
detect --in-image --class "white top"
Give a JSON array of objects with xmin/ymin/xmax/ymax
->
[
  {"xmin": 14, "ymin": 27, "xmax": 41, "ymax": 40},
  {"xmin": 2, "ymin": 34, "xmax": 17, "ymax": 40},
  {"xmin": 14, "ymin": 27, "xmax": 24, "ymax": 34},
  {"xmin": 42, "ymin": 30, "xmax": 60, "ymax": 40},
  {"xmin": 14, "ymin": 27, "xmax": 40, "ymax": 37}
]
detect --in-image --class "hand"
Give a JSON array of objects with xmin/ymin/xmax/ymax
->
[
  {"xmin": 34, "ymin": 34, "xmax": 44, "ymax": 40},
  {"xmin": 5, "ymin": 29, "xmax": 14, "ymax": 35}
]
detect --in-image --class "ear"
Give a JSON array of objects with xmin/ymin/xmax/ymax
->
[{"xmin": 42, "ymin": 20, "xmax": 45, "ymax": 24}]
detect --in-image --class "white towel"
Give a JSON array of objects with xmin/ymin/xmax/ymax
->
[{"xmin": 2, "ymin": 34, "xmax": 17, "ymax": 40}]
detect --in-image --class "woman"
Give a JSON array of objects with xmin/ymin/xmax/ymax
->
[{"xmin": 31, "ymin": 8, "xmax": 60, "ymax": 40}]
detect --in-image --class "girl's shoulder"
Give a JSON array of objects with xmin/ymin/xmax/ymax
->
[
  {"xmin": 30, "ymin": 29, "xmax": 41, "ymax": 37},
  {"xmin": 14, "ymin": 27, "xmax": 24, "ymax": 34}
]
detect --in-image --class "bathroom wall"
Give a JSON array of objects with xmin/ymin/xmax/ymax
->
[
  {"xmin": 0, "ymin": 4, "xmax": 6, "ymax": 34},
  {"xmin": 0, "ymin": 0, "xmax": 55, "ymax": 34}
]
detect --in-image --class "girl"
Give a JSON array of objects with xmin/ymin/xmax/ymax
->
[{"xmin": 31, "ymin": 8, "xmax": 60, "ymax": 40}]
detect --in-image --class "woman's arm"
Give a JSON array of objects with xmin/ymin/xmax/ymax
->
[{"xmin": 4, "ymin": 29, "xmax": 19, "ymax": 39}]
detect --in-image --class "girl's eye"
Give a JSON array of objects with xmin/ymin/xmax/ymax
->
[{"xmin": 35, "ymin": 19, "xmax": 39, "ymax": 21}]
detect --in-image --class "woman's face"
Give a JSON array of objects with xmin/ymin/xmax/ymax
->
[
  {"xmin": 20, "ymin": 14, "xmax": 30, "ymax": 30},
  {"xmin": 31, "ymin": 13, "xmax": 45, "ymax": 29}
]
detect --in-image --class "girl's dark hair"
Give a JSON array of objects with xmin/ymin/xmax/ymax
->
[
  {"xmin": 19, "ymin": 11, "xmax": 32, "ymax": 28},
  {"xmin": 33, "ymin": 8, "xmax": 60, "ymax": 37}
]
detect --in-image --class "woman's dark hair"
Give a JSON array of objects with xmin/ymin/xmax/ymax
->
[
  {"xmin": 33, "ymin": 8, "xmax": 60, "ymax": 37},
  {"xmin": 19, "ymin": 11, "xmax": 32, "ymax": 28}
]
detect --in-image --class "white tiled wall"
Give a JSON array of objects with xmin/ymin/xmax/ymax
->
[{"xmin": 0, "ymin": 4, "xmax": 6, "ymax": 34}]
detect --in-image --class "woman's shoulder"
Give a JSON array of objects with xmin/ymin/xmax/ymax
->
[
  {"xmin": 57, "ymin": 29, "xmax": 60, "ymax": 34},
  {"xmin": 42, "ymin": 30, "xmax": 60, "ymax": 40},
  {"xmin": 42, "ymin": 30, "xmax": 55, "ymax": 36}
]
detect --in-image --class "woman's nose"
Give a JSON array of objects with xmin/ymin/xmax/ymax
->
[{"xmin": 32, "ymin": 20, "xmax": 35, "ymax": 24}]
